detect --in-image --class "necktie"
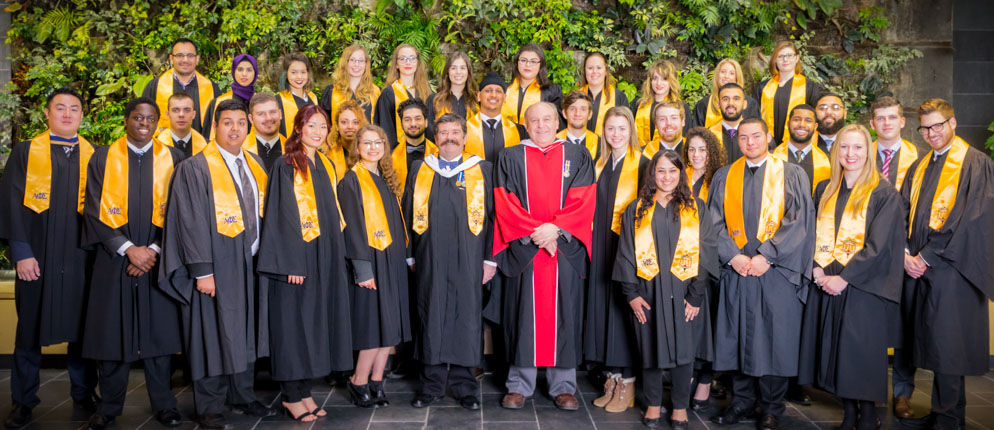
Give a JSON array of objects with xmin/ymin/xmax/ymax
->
[
  {"xmin": 175, "ymin": 139, "xmax": 188, "ymax": 150},
  {"xmin": 574, "ymin": 138, "xmax": 583, "ymax": 146},
  {"xmin": 485, "ymin": 119, "xmax": 498, "ymax": 130},
  {"xmin": 748, "ymin": 166, "xmax": 758, "ymax": 175},
  {"xmin": 236, "ymin": 158, "xmax": 257, "ymax": 243},
  {"xmin": 881, "ymin": 149, "xmax": 894, "ymax": 178},
  {"xmin": 484, "ymin": 119, "xmax": 498, "ymax": 147},
  {"xmin": 728, "ymin": 128, "xmax": 737, "ymax": 138},
  {"xmin": 63, "ymin": 145, "xmax": 76, "ymax": 158},
  {"xmin": 134, "ymin": 150, "xmax": 144, "ymax": 163},
  {"xmin": 261, "ymin": 142, "xmax": 272, "ymax": 155},
  {"xmin": 794, "ymin": 150, "xmax": 804, "ymax": 163}
]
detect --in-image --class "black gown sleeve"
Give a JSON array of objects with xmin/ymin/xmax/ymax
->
[
  {"xmin": 256, "ymin": 160, "xmax": 308, "ymax": 279},
  {"xmin": 612, "ymin": 201, "xmax": 642, "ymax": 303},
  {"xmin": 338, "ymin": 171, "xmax": 375, "ymax": 283},
  {"xmin": 374, "ymin": 89, "xmax": 399, "ymax": 147},
  {"xmin": 837, "ymin": 182, "xmax": 906, "ymax": 302},
  {"xmin": 692, "ymin": 97, "xmax": 709, "ymax": 128},
  {"xmin": 320, "ymin": 85, "xmax": 334, "ymax": 113},
  {"xmin": 81, "ymin": 147, "xmax": 130, "ymax": 253},
  {"xmin": 686, "ymin": 198, "xmax": 718, "ymax": 307}
]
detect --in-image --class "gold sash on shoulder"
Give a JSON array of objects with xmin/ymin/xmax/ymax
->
[
  {"xmin": 557, "ymin": 129, "xmax": 598, "ymax": 159},
  {"xmin": 465, "ymin": 114, "xmax": 521, "ymax": 160},
  {"xmin": 761, "ymin": 74, "xmax": 807, "ymax": 144},
  {"xmin": 98, "ymin": 137, "xmax": 175, "ymax": 228},
  {"xmin": 157, "ymin": 128, "xmax": 208, "ymax": 155},
  {"xmin": 583, "ymin": 84, "xmax": 617, "ymax": 136},
  {"xmin": 203, "ymin": 142, "xmax": 267, "ymax": 237},
  {"xmin": 873, "ymin": 139, "xmax": 918, "ymax": 191},
  {"xmin": 724, "ymin": 156, "xmax": 785, "ymax": 249},
  {"xmin": 634, "ymin": 197, "xmax": 700, "ymax": 281},
  {"xmin": 392, "ymin": 137, "xmax": 437, "ymax": 190},
  {"xmin": 23, "ymin": 131, "xmax": 95, "ymax": 214},
  {"xmin": 502, "ymin": 79, "xmax": 541, "ymax": 124},
  {"xmin": 352, "ymin": 162, "xmax": 394, "ymax": 250},
  {"xmin": 595, "ymin": 148, "xmax": 641, "ymax": 234},
  {"xmin": 155, "ymin": 68, "xmax": 215, "ymax": 131},
  {"xmin": 773, "ymin": 142, "xmax": 830, "ymax": 194},
  {"xmin": 279, "ymin": 90, "xmax": 318, "ymax": 132},
  {"xmin": 813, "ymin": 178, "xmax": 878, "ymax": 267},
  {"xmin": 294, "ymin": 152, "xmax": 346, "ymax": 242},
  {"xmin": 411, "ymin": 155, "xmax": 486, "ymax": 236},
  {"xmin": 908, "ymin": 136, "xmax": 968, "ymax": 236},
  {"xmin": 687, "ymin": 166, "xmax": 709, "ymax": 203}
]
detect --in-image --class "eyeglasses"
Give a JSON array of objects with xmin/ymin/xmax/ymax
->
[
  {"xmin": 518, "ymin": 58, "xmax": 542, "ymax": 66},
  {"xmin": 397, "ymin": 56, "xmax": 418, "ymax": 64},
  {"xmin": 776, "ymin": 53, "xmax": 797, "ymax": 61},
  {"xmin": 348, "ymin": 58, "xmax": 367, "ymax": 65},
  {"xmin": 917, "ymin": 118, "xmax": 951, "ymax": 135},
  {"xmin": 359, "ymin": 139, "xmax": 386, "ymax": 148},
  {"xmin": 171, "ymin": 53, "xmax": 197, "ymax": 60},
  {"xmin": 817, "ymin": 103, "xmax": 844, "ymax": 111}
]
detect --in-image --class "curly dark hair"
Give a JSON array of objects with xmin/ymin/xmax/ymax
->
[
  {"xmin": 683, "ymin": 126, "xmax": 727, "ymax": 189},
  {"xmin": 635, "ymin": 150, "xmax": 695, "ymax": 224}
]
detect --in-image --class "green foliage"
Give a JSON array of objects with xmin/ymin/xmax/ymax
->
[
  {"xmin": 791, "ymin": 0, "xmax": 843, "ymax": 30},
  {"xmin": 985, "ymin": 120, "xmax": 994, "ymax": 159},
  {"xmin": 677, "ymin": 59, "xmax": 709, "ymax": 107},
  {"xmin": 672, "ymin": 0, "xmax": 788, "ymax": 63}
]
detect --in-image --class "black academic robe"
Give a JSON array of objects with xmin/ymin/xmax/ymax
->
[
  {"xmin": 613, "ymin": 198, "xmax": 719, "ymax": 369},
  {"xmin": 81, "ymin": 145, "xmax": 185, "ymax": 362},
  {"xmin": 691, "ymin": 95, "xmax": 761, "ymax": 129},
  {"xmin": 707, "ymin": 160, "xmax": 815, "ymax": 377},
  {"xmin": 876, "ymin": 142, "xmax": 927, "ymax": 187},
  {"xmin": 476, "ymin": 117, "xmax": 528, "ymax": 163},
  {"xmin": 402, "ymin": 159, "xmax": 494, "ymax": 367},
  {"xmin": 798, "ymin": 180, "xmax": 905, "ymax": 402},
  {"xmin": 816, "ymin": 135, "xmax": 834, "ymax": 157},
  {"xmin": 716, "ymin": 125, "xmax": 743, "ymax": 163},
  {"xmin": 338, "ymin": 169, "xmax": 412, "ymax": 350},
  {"xmin": 426, "ymin": 92, "xmax": 469, "ymax": 139},
  {"xmin": 587, "ymin": 88, "xmax": 630, "ymax": 133},
  {"xmin": 142, "ymin": 75, "xmax": 221, "ymax": 134},
  {"xmin": 509, "ymin": 83, "xmax": 563, "ymax": 129},
  {"xmin": 202, "ymin": 93, "xmax": 249, "ymax": 142},
  {"xmin": 0, "ymin": 140, "xmax": 95, "ymax": 348},
  {"xmin": 753, "ymin": 78, "xmax": 821, "ymax": 145},
  {"xmin": 158, "ymin": 151, "xmax": 269, "ymax": 380},
  {"xmin": 252, "ymin": 138, "xmax": 283, "ymax": 173},
  {"xmin": 278, "ymin": 92, "xmax": 316, "ymax": 138},
  {"xmin": 582, "ymin": 154, "xmax": 647, "ymax": 367},
  {"xmin": 374, "ymin": 88, "xmax": 429, "ymax": 147},
  {"xmin": 320, "ymin": 84, "xmax": 375, "ymax": 122},
  {"xmin": 257, "ymin": 157, "xmax": 353, "ymax": 380},
  {"xmin": 901, "ymin": 147, "xmax": 994, "ymax": 376},
  {"xmin": 630, "ymin": 98, "xmax": 693, "ymax": 137},
  {"xmin": 485, "ymin": 141, "xmax": 596, "ymax": 368},
  {"xmin": 785, "ymin": 147, "xmax": 817, "ymax": 192}
]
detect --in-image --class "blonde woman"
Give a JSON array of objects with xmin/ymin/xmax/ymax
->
[
  {"xmin": 691, "ymin": 59, "xmax": 760, "ymax": 129},
  {"xmin": 631, "ymin": 59, "xmax": 691, "ymax": 146},
  {"xmin": 753, "ymin": 41, "xmax": 822, "ymax": 145},
  {"xmin": 321, "ymin": 44, "xmax": 381, "ymax": 123},
  {"xmin": 374, "ymin": 44, "xmax": 433, "ymax": 147}
]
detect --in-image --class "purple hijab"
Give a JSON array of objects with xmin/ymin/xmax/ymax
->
[{"xmin": 231, "ymin": 54, "xmax": 257, "ymax": 102}]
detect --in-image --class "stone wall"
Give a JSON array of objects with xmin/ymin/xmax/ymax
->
[{"xmin": 952, "ymin": 0, "xmax": 994, "ymax": 149}]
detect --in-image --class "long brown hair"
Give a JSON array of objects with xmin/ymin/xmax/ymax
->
[
  {"xmin": 683, "ymin": 126, "xmax": 727, "ymax": 188},
  {"xmin": 434, "ymin": 51, "xmax": 479, "ymax": 118},
  {"xmin": 280, "ymin": 53, "xmax": 315, "ymax": 93},
  {"xmin": 512, "ymin": 43, "xmax": 551, "ymax": 89},
  {"xmin": 769, "ymin": 40, "xmax": 802, "ymax": 77},
  {"xmin": 635, "ymin": 150, "xmax": 695, "ymax": 224},
  {"xmin": 638, "ymin": 59, "xmax": 682, "ymax": 110},
  {"xmin": 332, "ymin": 44, "xmax": 379, "ymax": 106},
  {"xmin": 385, "ymin": 43, "xmax": 432, "ymax": 100},
  {"xmin": 323, "ymin": 99, "xmax": 367, "ymax": 158},
  {"xmin": 579, "ymin": 52, "xmax": 616, "ymax": 104},
  {"xmin": 283, "ymin": 104, "xmax": 330, "ymax": 180},
  {"xmin": 350, "ymin": 124, "xmax": 403, "ymax": 198}
]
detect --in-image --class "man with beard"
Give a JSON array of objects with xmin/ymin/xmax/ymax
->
[
  {"xmin": 772, "ymin": 105, "xmax": 830, "ymax": 196},
  {"xmin": 557, "ymin": 90, "xmax": 598, "ymax": 159},
  {"xmin": 708, "ymin": 83, "xmax": 749, "ymax": 162},
  {"xmin": 81, "ymin": 98, "xmax": 185, "ymax": 430},
  {"xmin": 465, "ymin": 72, "xmax": 526, "ymax": 162},
  {"xmin": 642, "ymin": 101, "xmax": 686, "ymax": 158},
  {"xmin": 142, "ymin": 38, "xmax": 220, "ymax": 133},
  {"xmin": 403, "ymin": 113, "xmax": 495, "ymax": 410},
  {"xmin": 156, "ymin": 93, "xmax": 208, "ymax": 159},
  {"xmin": 815, "ymin": 93, "xmax": 846, "ymax": 155},
  {"xmin": 392, "ymin": 98, "xmax": 437, "ymax": 190},
  {"xmin": 323, "ymin": 99, "xmax": 366, "ymax": 180},
  {"xmin": 244, "ymin": 92, "xmax": 286, "ymax": 171}
]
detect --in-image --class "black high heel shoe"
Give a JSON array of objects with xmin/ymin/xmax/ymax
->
[{"xmin": 347, "ymin": 381, "xmax": 376, "ymax": 408}]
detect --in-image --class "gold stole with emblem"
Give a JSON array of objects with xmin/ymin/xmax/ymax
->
[
  {"xmin": 724, "ymin": 156, "xmax": 786, "ymax": 249},
  {"xmin": 908, "ymin": 136, "xmax": 969, "ymax": 236},
  {"xmin": 351, "ymin": 162, "xmax": 401, "ymax": 250},
  {"xmin": 411, "ymin": 155, "xmax": 486, "ymax": 236},
  {"xmin": 202, "ymin": 143, "xmax": 267, "ymax": 237},
  {"xmin": 294, "ymin": 152, "xmax": 346, "ymax": 242},
  {"xmin": 634, "ymin": 197, "xmax": 701, "ymax": 281},
  {"xmin": 23, "ymin": 131, "xmax": 95, "ymax": 214},
  {"xmin": 98, "ymin": 137, "xmax": 174, "ymax": 229},
  {"xmin": 814, "ymin": 178, "xmax": 878, "ymax": 267}
]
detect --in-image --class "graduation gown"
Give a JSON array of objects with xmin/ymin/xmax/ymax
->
[
  {"xmin": 81, "ymin": 144, "xmax": 185, "ymax": 362},
  {"xmin": 798, "ymin": 180, "xmax": 905, "ymax": 402},
  {"xmin": 338, "ymin": 169, "xmax": 412, "ymax": 350},
  {"xmin": 248, "ymin": 136, "xmax": 284, "ymax": 173},
  {"xmin": 320, "ymin": 84, "xmax": 378, "ymax": 123},
  {"xmin": 586, "ymin": 87, "xmax": 630, "ymax": 134},
  {"xmin": 202, "ymin": 92, "xmax": 248, "ymax": 143},
  {"xmin": 582, "ymin": 154, "xmax": 646, "ymax": 367},
  {"xmin": 691, "ymin": 95, "xmax": 761, "ymax": 129},
  {"xmin": 901, "ymin": 146, "xmax": 994, "ymax": 376},
  {"xmin": 753, "ymin": 77, "xmax": 821, "ymax": 145},
  {"xmin": 278, "ymin": 91, "xmax": 318, "ymax": 137},
  {"xmin": 612, "ymin": 199, "xmax": 719, "ymax": 369},
  {"xmin": 630, "ymin": 98, "xmax": 692, "ymax": 143},
  {"xmin": 0, "ymin": 139, "xmax": 95, "ymax": 348},
  {"xmin": 485, "ymin": 140, "xmax": 596, "ymax": 368},
  {"xmin": 402, "ymin": 157, "xmax": 494, "ymax": 367},
  {"xmin": 469, "ymin": 114, "xmax": 527, "ymax": 163},
  {"xmin": 158, "ymin": 150, "xmax": 269, "ymax": 380},
  {"xmin": 503, "ymin": 81, "xmax": 563, "ymax": 126},
  {"xmin": 707, "ymin": 159, "xmax": 815, "ymax": 377},
  {"xmin": 143, "ymin": 73, "xmax": 221, "ymax": 134},
  {"xmin": 374, "ymin": 86, "xmax": 428, "ymax": 147},
  {"xmin": 708, "ymin": 123, "xmax": 743, "ymax": 163}
]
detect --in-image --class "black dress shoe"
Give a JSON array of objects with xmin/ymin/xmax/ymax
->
[
  {"xmin": 86, "ymin": 414, "xmax": 116, "ymax": 430},
  {"xmin": 74, "ymin": 394, "xmax": 102, "ymax": 413},
  {"xmin": 4, "ymin": 405, "xmax": 32, "ymax": 429},
  {"xmin": 196, "ymin": 413, "xmax": 230, "ymax": 430},
  {"xmin": 411, "ymin": 394, "xmax": 443, "ymax": 408},
  {"xmin": 459, "ymin": 396, "xmax": 481, "ymax": 410},
  {"xmin": 154, "ymin": 408, "xmax": 182, "ymax": 427},
  {"xmin": 369, "ymin": 380, "xmax": 390, "ymax": 407},
  {"xmin": 785, "ymin": 388, "xmax": 811, "ymax": 406},
  {"xmin": 230, "ymin": 401, "xmax": 276, "ymax": 417},
  {"xmin": 760, "ymin": 414, "xmax": 779, "ymax": 430},
  {"xmin": 642, "ymin": 416, "xmax": 663, "ymax": 428},
  {"xmin": 691, "ymin": 398, "xmax": 710, "ymax": 412},
  {"xmin": 711, "ymin": 405, "xmax": 753, "ymax": 425},
  {"xmin": 348, "ymin": 381, "xmax": 376, "ymax": 408},
  {"xmin": 671, "ymin": 419, "xmax": 689, "ymax": 430}
]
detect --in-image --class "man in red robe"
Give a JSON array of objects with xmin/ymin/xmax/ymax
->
[{"xmin": 488, "ymin": 102, "xmax": 596, "ymax": 411}]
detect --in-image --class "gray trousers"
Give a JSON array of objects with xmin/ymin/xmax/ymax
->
[{"xmin": 506, "ymin": 365, "xmax": 576, "ymax": 397}]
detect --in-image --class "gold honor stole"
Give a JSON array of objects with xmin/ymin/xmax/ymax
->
[
  {"xmin": 392, "ymin": 137, "xmax": 438, "ymax": 190},
  {"xmin": 99, "ymin": 137, "xmax": 175, "ymax": 228},
  {"xmin": 23, "ymin": 132, "xmax": 95, "ymax": 214},
  {"xmin": 157, "ymin": 128, "xmax": 208, "ymax": 155},
  {"xmin": 202, "ymin": 143, "xmax": 267, "ymax": 238},
  {"xmin": 583, "ymin": 84, "xmax": 617, "ymax": 136},
  {"xmin": 634, "ymin": 197, "xmax": 700, "ymax": 281},
  {"xmin": 205, "ymin": 91, "xmax": 233, "ymax": 141},
  {"xmin": 502, "ymin": 79, "xmax": 542, "ymax": 124},
  {"xmin": 761, "ymin": 74, "xmax": 807, "ymax": 144},
  {"xmin": 279, "ymin": 90, "xmax": 319, "ymax": 130},
  {"xmin": 465, "ymin": 114, "xmax": 521, "ymax": 160},
  {"xmin": 330, "ymin": 86, "xmax": 380, "ymax": 123},
  {"xmin": 321, "ymin": 142, "xmax": 348, "ymax": 182},
  {"xmin": 242, "ymin": 131, "xmax": 287, "ymax": 155},
  {"xmin": 814, "ymin": 177, "xmax": 878, "ymax": 267},
  {"xmin": 594, "ymin": 148, "xmax": 641, "ymax": 233},
  {"xmin": 907, "ymin": 136, "xmax": 969, "ymax": 236},
  {"xmin": 155, "ymin": 68, "xmax": 215, "ymax": 131},
  {"xmin": 873, "ymin": 139, "xmax": 918, "ymax": 191},
  {"xmin": 635, "ymin": 100, "xmax": 657, "ymax": 146},
  {"xmin": 773, "ymin": 142, "xmax": 830, "ymax": 193},
  {"xmin": 390, "ymin": 81, "xmax": 411, "ymax": 143},
  {"xmin": 641, "ymin": 137, "xmax": 685, "ymax": 160},
  {"xmin": 686, "ymin": 166, "xmax": 709, "ymax": 203},
  {"xmin": 557, "ymin": 129, "xmax": 598, "ymax": 159},
  {"xmin": 352, "ymin": 162, "xmax": 398, "ymax": 250},
  {"xmin": 724, "ymin": 156, "xmax": 786, "ymax": 249},
  {"xmin": 411, "ymin": 155, "xmax": 486, "ymax": 236},
  {"xmin": 295, "ymin": 152, "xmax": 346, "ymax": 242},
  {"xmin": 704, "ymin": 96, "xmax": 722, "ymax": 130},
  {"xmin": 708, "ymin": 122, "xmax": 725, "ymax": 143}
]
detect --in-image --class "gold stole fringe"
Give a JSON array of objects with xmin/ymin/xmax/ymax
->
[
  {"xmin": 583, "ymin": 84, "xmax": 616, "ymax": 136},
  {"xmin": 502, "ymin": 79, "xmax": 541, "ymax": 124},
  {"xmin": 24, "ymin": 131, "xmax": 95, "ymax": 214},
  {"xmin": 724, "ymin": 156, "xmax": 786, "ymax": 249},
  {"xmin": 595, "ymin": 149, "xmax": 641, "ymax": 234},
  {"xmin": 157, "ymin": 128, "xmax": 208, "ymax": 155},
  {"xmin": 465, "ymin": 114, "xmax": 521, "ymax": 160},
  {"xmin": 908, "ymin": 136, "xmax": 969, "ymax": 236},
  {"xmin": 294, "ymin": 152, "xmax": 346, "ymax": 242},
  {"xmin": 202, "ymin": 143, "xmax": 267, "ymax": 238},
  {"xmin": 279, "ymin": 90, "xmax": 318, "ymax": 132},
  {"xmin": 814, "ymin": 178, "xmax": 878, "ymax": 267},
  {"xmin": 99, "ymin": 137, "xmax": 175, "ymax": 228},
  {"xmin": 557, "ymin": 129, "xmax": 598, "ymax": 159},
  {"xmin": 392, "ymin": 137, "xmax": 437, "ymax": 190},
  {"xmin": 411, "ymin": 156, "xmax": 486, "ymax": 236},
  {"xmin": 634, "ymin": 198, "xmax": 701, "ymax": 281},
  {"xmin": 206, "ymin": 92, "xmax": 233, "ymax": 141},
  {"xmin": 155, "ymin": 68, "xmax": 215, "ymax": 131},
  {"xmin": 761, "ymin": 74, "xmax": 807, "ymax": 144},
  {"xmin": 773, "ymin": 142, "xmax": 830, "ymax": 193},
  {"xmin": 352, "ymin": 162, "xmax": 393, "ymax": 250},
  {"xmin": 242, "ymin": 131, "xmax": 286, "ymax": 155},
  {"xmin": 687, "ymin": 167, "xmax": 709, "ymax": 203}
]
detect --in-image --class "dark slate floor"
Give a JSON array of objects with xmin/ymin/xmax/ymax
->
[{"xmin": 2, "ymin": 368, "xmax": 993, "ymax": 429}]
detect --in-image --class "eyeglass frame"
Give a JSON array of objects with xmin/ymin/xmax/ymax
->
[{"xmin": 917, "ymin": 118, "xmax": 951, "ymax": 135}]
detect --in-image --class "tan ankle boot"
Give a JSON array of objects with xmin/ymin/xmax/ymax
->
[
  {"xmin": 605, "ymin": 377, "xmax": 635, "ymax": 413},
  {"xmin": 592, "ymin": 373, "xmax": 619, "ymax": 407}
]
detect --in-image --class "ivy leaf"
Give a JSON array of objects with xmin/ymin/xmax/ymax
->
[
  {"xmin": 132, "ymin": 75, "xmax": 155, "ymax": 98},
  {"xmin": 4, "ymin": 2, "xmax": 21, "ymax": 12},
  {"xmin": 796, "ymin": 13, "xmax": 807, "ymax": 30},
  {"xmin": 96, "ymin": 77, "xmax": 126, "ymax": 97}
]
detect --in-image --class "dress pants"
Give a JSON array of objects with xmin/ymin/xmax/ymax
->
[
  {"xmin": 891, "ymin": 347, "xmax": 917, "ymax": 398},
  {"xmin": 506, "ymin": 366, "xmax": 576, "ymax": 397},
  {"xmin": 10, "ymin": 343, "xmax": 96, "ymax": 408},
  {"xmin": 280, "ymin": 379, "xmax": 312, "ymax": 403},
  {"xmin": 420, "ymin": 363, "xmax": 478, "ymax": 398},
  {"xmin": 730, "ymin": 373, "xmax": 789, "ymax": 417},
  {"xmin": 644, "ymin": 363, "xmax": 694, "ymax": 409},
  {"xmin": 96, "ymin": 355, "xmax": 176, "ymax": 416},
  {"xmin": 192, "ymin": 361, "xmax": 257, "ymax": 415},
  {"xmin": 931, "ymin": 373, "xmax": 967, "ymax": 430}
]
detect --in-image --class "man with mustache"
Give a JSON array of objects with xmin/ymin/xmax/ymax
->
[
  {"xmin": 708, "ymin": 83, "xmax": 749, "ymax": 163},
  {"xmin": 773, "ymin": 105, "xmax": 830, "ymax": 196},
  {"xmin": 142, "ymin": 38, "xmax": 220, "ymax": 133},
  {"xmin": 815, "ymin": 93, "xmax": 846, "ymax": 155}
]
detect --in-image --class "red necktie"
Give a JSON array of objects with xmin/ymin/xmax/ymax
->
[{"xmin": 881, "ymin": 149, "xmax": 894, "ymax": 178}]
